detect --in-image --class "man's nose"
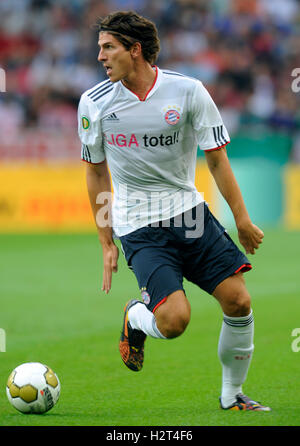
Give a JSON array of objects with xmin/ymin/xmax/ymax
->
[{"xmin": 98, "ymin": 49, "xmax": 106, "ymax": 62}]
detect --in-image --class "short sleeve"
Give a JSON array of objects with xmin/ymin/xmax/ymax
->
[
  {"xmin": 191, "ymin": 81, "xmax": 230, "ymax": 151},
  {"xmin": 78, "ymin": 94, "xmax": 105, "ymax": 164}
]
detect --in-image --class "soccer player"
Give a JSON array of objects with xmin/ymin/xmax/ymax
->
[{"xmin": 78, "ymin": 11, "xmax": 271, "ymax": 411}]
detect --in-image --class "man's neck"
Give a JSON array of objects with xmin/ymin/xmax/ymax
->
[{"xmin": 122, "ymin": 64, "xmax": 157, "ymax": 100}]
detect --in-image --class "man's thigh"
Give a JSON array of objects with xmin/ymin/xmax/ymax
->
[{"xmin": 212, "ymin": 272, "xmax": 251, "ymax": 317}]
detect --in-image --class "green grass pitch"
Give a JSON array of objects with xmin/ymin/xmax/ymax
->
[{"xmin": 0, "ymin": 229, "xmax": 299, "ymax": 426}]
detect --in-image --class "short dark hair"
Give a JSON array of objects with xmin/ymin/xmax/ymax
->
[{"xmin": 96, "ymin": 11, "xmax": 160, "ymax": 65}]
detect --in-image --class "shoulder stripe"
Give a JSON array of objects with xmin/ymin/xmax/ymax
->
[
  {"xmin": 81, "ymin": 144, "xmax": 91, "ymax": 163},
  {"xmin": 219, "ymin": 126, "xmax": 227, "ymax": 145},
  {"xmin": 85, "ymin": 145, "xmax": 91, "ymax": 162},
  {"xmin": 88, "ymin": 80, "xmax": 111, "ymax": 97},
  {"xmin": 162, "ymin": 70, "xmax": 198, "ymax": 82},
  {"xmin": 213, "ymin": 125, "xmax": 228, "ymax": 147},
  {"xmin": 162, "ymin": 70, "xmax": 186, "ymax": 78},
  {"xmin": 89, "ymin": 82, "xmax": 113, "ymax": 100},
  {"xmin": 213, "ymin": 127, "xmax": 219, "ymax": 146},
  {"xmin": 87, "ymin": 79, "xmax": 112, "ymax": 98},
  {"xmin": 92, "ymin": 86, "xmax": 114, "ymax": 102},
  {"xmin": 217, "ymin": 126, "xmax": 223, "ymax": 146}
]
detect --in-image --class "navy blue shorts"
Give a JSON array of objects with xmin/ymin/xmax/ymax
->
[{"xmin": 120, "ymin": 203, "xmax": 251, "ymax": 313}]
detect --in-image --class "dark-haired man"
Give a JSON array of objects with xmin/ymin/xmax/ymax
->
[{"xmin": 78, "ymin": 11, "xmax": 270, "ymax": 411}]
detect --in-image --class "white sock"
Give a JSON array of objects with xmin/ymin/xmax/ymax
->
[
  {"xmin": 128, "ymin": 302, "xmax": 167, "ymax": 339},
  {"xmin": 218, "ymin": 310, "xmax": 254, "ymax": 408}
]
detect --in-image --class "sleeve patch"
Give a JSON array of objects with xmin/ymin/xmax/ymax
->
[{"xmin": 82, "ymin": 116, "xmax": 90, "ymax": 130}]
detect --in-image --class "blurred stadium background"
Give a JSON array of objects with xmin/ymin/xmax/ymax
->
[
  {"xmin": 0, "ymin": 0, "xmax": 300, "ymax": 231},
  {"xmin": 1, "ymin": 0, "xmax": 300, "ymax": 427}
]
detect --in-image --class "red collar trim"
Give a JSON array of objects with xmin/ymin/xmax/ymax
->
[{"xmin": 123, "ymin": 66, "xmax": 158, "ymax": 102}]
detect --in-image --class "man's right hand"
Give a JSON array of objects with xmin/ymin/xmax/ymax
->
[{"xmin": 101, "ymin": 243, "xmax": 119, "ymax": 294}]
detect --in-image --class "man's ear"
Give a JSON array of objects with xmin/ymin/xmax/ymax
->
[{"xmin": 130, "ymin": 41, "xmax": 142, "ymax": 59}]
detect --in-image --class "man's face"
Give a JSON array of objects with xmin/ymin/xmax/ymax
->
[{"xmin": 98, "ymin": 32, "xmax": 133, "ymax": 82}]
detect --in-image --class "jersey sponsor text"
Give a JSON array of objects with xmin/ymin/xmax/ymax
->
[{"xmin": 104, "ymin": 130, "xmax": 179, "ymax": 148}]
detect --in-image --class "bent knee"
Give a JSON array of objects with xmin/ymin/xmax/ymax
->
[
  {"xmin": 155, "ymin": 291, "xmax": 191, "ymax": 339},
  {"xmin": 224, "ymin": 291, "xmax": 251, "ymax": 317},
  {"xmin": 160, "ymin": 312, "xmax": 190, "ymax": 339}
]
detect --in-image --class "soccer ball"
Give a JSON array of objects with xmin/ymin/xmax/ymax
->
[{"xmin": 6, "ymin": 362, "xmax": 60, "ymax": 414}]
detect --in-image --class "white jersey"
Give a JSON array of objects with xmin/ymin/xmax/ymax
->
[{"xmin": 78, "ymin": 66, "xmax": 230, "ymax": 237}]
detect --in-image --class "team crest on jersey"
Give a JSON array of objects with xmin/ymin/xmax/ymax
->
[
  {"xmin": 141, "ymin": 287, "xmax": 150, "ymax": 305},
  {"xmin": 163, "ymin": 105, "xmax": 181, "ymax": 126},
  {"xmin": 82, "ymin": 116, "xmax": 90, "ymax": 130}
]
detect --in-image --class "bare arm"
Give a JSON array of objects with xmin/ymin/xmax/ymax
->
[
  {"xmin": 86, "ymin": 161, "xmax": 119, "ymax": 293},
  {"xmin": 205, "ymin": 148, "xmax": 264, "ymax": 254}
]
